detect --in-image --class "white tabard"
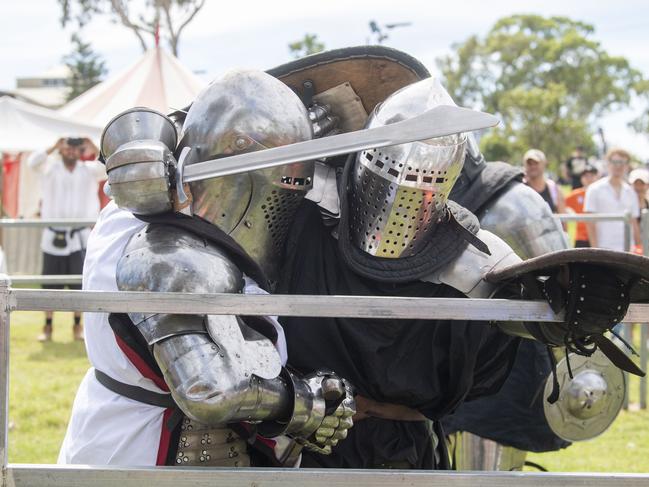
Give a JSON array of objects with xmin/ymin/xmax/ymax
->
[{"xmin": 58, "ymin": 201, "xmax": 287, "ymax": 465}]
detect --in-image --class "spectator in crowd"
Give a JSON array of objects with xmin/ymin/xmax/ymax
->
[
  {"xmin": 584, "ymin": 148, "xmax": 641, "ymax": 251},
  {"xmin": 523, "ymin": 149, "xmax": 566, "ymax": 214},
  {"xmin": 27, "ymin": 137, "xmax": 106, "ymax": 342},
  {"xmin": 565, "ymin": 164, "xmax": 599, "ymax": 248},
  {"xmin": 628, "ymin": 168, "xmax": 649, "ymax": 221},
  {"xmin": 563, "ymin": 146, "xmax": 589, "ymax": 189}
]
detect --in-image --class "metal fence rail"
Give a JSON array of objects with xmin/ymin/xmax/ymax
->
[
  {"xmin": 0, "ymin": 218, "xmax": 94, "ymax": 284},
  {"xmin": 0, "ymin": 219, "xmax": 96, "ymax": 228},
  {"xmin": 4, "ymin": 465, "xmax": 649, "ymax": 487},
  {"xmin": 1, "ymin": 278, "xmax": 649, "ymax": 486}
]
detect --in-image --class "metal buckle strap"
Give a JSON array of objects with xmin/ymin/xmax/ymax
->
[{"xmin": 94, "ymin": 368, "xmax": 176, "ymax": 409}]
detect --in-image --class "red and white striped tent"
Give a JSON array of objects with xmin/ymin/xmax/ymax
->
[{"xmin": 59, "ymin": 47, "xmax": 206, "ymax": 127}]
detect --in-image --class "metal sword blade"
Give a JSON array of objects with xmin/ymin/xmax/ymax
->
[{"xmin": 182, "ymin": 105, "xmax": 498, "ymax": 183}]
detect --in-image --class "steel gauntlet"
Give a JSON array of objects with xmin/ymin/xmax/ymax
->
[{"xmin": 260, "ymin": 369, "xmax": 356, "ymax": 455}]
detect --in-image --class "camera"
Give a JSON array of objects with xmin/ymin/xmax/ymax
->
[{"xmin": 66, "ymin": 137, "xmax": 84, "ymax": 147}]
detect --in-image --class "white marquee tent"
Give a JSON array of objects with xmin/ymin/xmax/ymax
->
[
  {"xmin": 0, "ymin": 96, "xmax": 101, "ymax": 153},
  {"xmin": 59, "ymin": 47, "xmax": 207, "ymax": 127}
]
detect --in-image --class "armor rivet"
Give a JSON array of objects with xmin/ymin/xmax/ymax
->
[
  {"xmin": 244, "ymin": 220, "xmax": 252, "ymax": 228},
  {"xmin": 617, "ymin": 305, "xmax": 622, "ymax": 310},
  {"xmin": 201, "ymin": 439, "xmax": 205, "ymax": 445},
  {"xmin": 621, "ymin": 293, "xmax": 625, "ymax": 297},
  {"xmin": 206, "ymin": 455, "xmax": 211, "ymax": 460},
  {"xmin": 183, "ymin": 457, "xmax": 189, "ymax": 462},
  {"xmin": 577, "ymin": 310, "xmax": 581, "ymax": 314},
  {"xmin": 207, "ymin": 439, "xmax": 212, "ymax": 444},
  {"xmin": 202, "ymin": 450, "xmax": 207, "ymax": 455},
  {"xmin": 581, "ymin": 284, "xmax": 586, "ymax": 289},
  {"xmin": 580, "ymin": 297, "xmax": 585, "ymax": 301},
  {"xmin": 176, "ymin": 459, "xmax": 182, "ymax": 464},
  {"xmin": 200, "ymin": 456, "xmax": 205, "ymax": 462},
  {"xmin": 235, "ymin": 137, "xmax": 248, "ymax": 149}
]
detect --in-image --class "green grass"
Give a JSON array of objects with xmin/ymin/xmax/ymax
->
[
  {"xmin": 8, "ymin": 311, "xmax": 89, "ymax": 463},
  {"xmin": 6, "ymin": 311, "xmax": 649, "ymax": 471}
]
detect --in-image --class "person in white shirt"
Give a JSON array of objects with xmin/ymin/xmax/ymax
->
[
  {"xmin": 27, "ymin": 137, "xmax": 106, "ymax": 342},
  {"xmin": 584, "ymin": 148, "xmax": 641, "ymax": 251}
]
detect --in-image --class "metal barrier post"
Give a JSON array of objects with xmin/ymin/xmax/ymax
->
[
  {"xmin": 622, "ymin": 208, "xmax": 634, "ymax": 409},
  {"xmin": 641, "ymin": 209, "xmax": 649, "ymax": 410},
  {"xmin": 622, "ymin": 323, "xmax": 631, "ymax": 410},
  {"xmin": 0, "ymin": 276, "xmax": 11, "ymax": 483},
  {"xmin": 623, "ymin": 211, "xmax": 632, "ymax": 252}
]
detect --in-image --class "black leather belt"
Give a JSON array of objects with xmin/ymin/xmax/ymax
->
[{"xmin": 94, "ymin": 368, "xmax": 176, "ymax": 409}]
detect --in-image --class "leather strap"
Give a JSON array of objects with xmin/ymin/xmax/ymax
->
[
  {"xmin": 353, "ymin": 395, "xmax": 427, "ymax": 422},
  {"xmin": 94, "ymin": 368, "xmax": 176, "ymax": 409}
]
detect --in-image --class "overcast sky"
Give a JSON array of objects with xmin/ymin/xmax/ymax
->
[{"xmin": 3, "ymin": 0, "xmax": 649, "ymax": 159}]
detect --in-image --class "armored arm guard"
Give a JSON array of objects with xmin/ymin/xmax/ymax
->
[
  {"xmin": 100, "ymin": 108, "xmax": 178, "ymax": 215},
  {"xmin": 116, "ymin": 224, "xmax": 354, "ymax": 451}
]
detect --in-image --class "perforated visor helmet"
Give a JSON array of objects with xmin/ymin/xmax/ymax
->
[{"xmin": 350, "ymin": 78, "xmax": 467, "ymax": 258}]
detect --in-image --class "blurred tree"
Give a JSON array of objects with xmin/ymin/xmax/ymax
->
[
  {"xmin": 57, "ymin": 0, "xmax": 206, "ymax": 56},
  {"xmin": 631, "ymin": 80, "xmax": 649, "ymax": 136},
  {"xmin": 63, "ymin": 34, "xmax": 107, "ymax": 101},
  {"xmin": 288, "ymin": 34, "xmax": 325, "ymax": 58},
  {"xmin": 437, "ymin": 15, "xmax": 643, "ymax": 168}
]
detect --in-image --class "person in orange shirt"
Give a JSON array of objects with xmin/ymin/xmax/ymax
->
[{"xmin": 565, "ymin": 164, "xmax": 599, "ymax": 247}]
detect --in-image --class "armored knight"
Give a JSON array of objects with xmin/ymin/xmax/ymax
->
[
  {"xmin": 264, "ymin": 47, "xmax": 649, "ymax": 469},
  {"xmin": 58, "ymin": 70, "xmax": 355, "ymax": 467},
  {"xmin": 442, "ymin": 137, "xmax": 630, "ymax": 470}
]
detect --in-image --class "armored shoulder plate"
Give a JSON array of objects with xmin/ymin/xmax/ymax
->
[
  {"xmin": 424, "ymin": 229, "xmax": 521, "ymax": 298},
  {"xmin": 116, "ymin": 223, "xmax": 244, "ymax": 343},
  {"xmin": 480, "ymin": 182, "xmax": 569, "ymax": 259}
]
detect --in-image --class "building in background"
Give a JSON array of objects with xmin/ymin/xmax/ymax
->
[{"xmin": 12, "ymin": 65, "xmax": 71, "ymax": 109}]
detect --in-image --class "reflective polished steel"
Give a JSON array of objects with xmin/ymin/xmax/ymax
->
[
  {"xmin": 452, "ymin": 431, "xmax": 527, "ymax": 471},
  {"xmin": 479, "ymin": 182, "xmax": 569, "ymax": 260},
  {"xmin": 116, "ymin": 225, "xmax": 244, "ymax": 343},
  {"xmin": 100, "ymin": 107, "xmax": 177, "ymax": 159},
  {"xmin": 178, "ymin": 69, "xmax": 313, "ymax": 283},
  {"xmin": 425, "ymin": 229, "xmax": 522, "ymax": 298},
  {"xmin": 115, "ymin": 224, "xmax": 354, "ymax": 444},
  {"xmin": 349, "ymin": 78, "xmax": 468, "ymax": 258},
  {"xmin": 544, "ymin": 349, "xmax": 625, "ymax": 441},
  {"xmin": 181, "ymin": 104, "xmax": 498, "ymax": 184},
  {"xmin": 105, "ymin": 140, "xmax": 175, "ymax": 215}
]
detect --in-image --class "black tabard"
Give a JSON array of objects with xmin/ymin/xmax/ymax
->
[
  {"xmin": 442, "ymin": 340, "xmax": 570, "ymax": 452},
  {"xmin": 277, "ymin": 201, "xmax": 520, "ymax": 468},
  {"xmin": 446, "ymin": 160, "xmax": 569, "ymax": 453}
]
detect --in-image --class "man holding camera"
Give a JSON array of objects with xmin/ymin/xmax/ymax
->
[{"xmin": 27, "ymin": 137, "xmax": 106, "ymax": 342}]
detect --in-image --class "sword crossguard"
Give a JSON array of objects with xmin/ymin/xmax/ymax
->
[{"xmin": 175, "ymin": 147, "xmax": 192, "ymax": 206}]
